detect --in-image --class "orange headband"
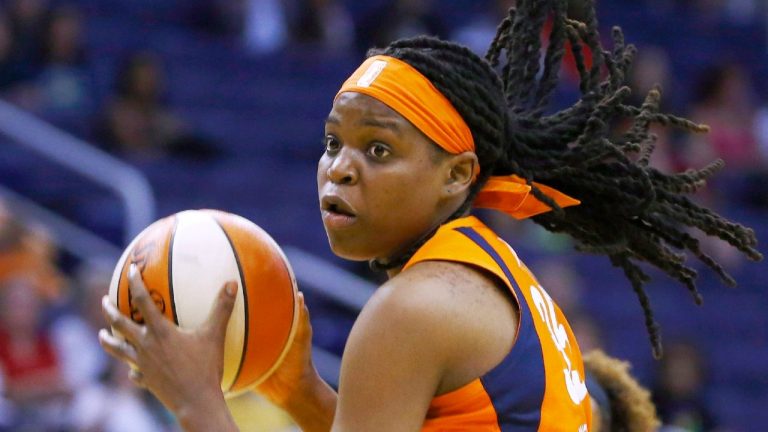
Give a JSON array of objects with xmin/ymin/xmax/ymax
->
[
  {"xmin": 336, "ymin": 55, "xmax": 580, "ymax": 219},
  {"xmin": 336, "ymin": 55, "xmax": 473, "ymax": 154}
]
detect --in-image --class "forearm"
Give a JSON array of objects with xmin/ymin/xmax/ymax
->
[{"xmin": 282, "ymin": 373, "xmax": 338, "ymax": 432}]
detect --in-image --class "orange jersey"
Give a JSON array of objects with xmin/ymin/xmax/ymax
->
[{"xmin": 403, "ymin": 216, "xmax": 592, "ymax": 431}]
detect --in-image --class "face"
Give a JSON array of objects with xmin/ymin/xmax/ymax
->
[
  {"xmin": 48, "ymin": 10, "xmax": 82, "ymax": 61},
  {"xmin": 317, "ymin": 92, "xmax": 463, "ymax": 262}
]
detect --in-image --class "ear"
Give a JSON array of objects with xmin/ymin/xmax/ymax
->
[{"xmin": 443, "ymin": 152, "xmax": 478, "ymax": 198}]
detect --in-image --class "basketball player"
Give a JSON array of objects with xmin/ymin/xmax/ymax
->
[{"xmin": 99, "ymin": 0, "xmax": 761, "ymax": 430}]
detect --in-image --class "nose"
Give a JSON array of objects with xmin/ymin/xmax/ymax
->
[{"xmin": 326, "ymin": 149, "xmax": 358, "ymax": 185}]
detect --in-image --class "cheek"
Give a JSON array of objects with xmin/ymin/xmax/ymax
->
[{"xmin": 369, "ymin": 171, "xmax": 440, "ymax": 220}]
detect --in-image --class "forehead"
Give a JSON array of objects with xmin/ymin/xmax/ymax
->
[
  {"xmin": 329, "ymin": 92, "xmax": 406, "ymax": 122},
  {"xmin": 327, "ymin": 92, "xmax": 447, "ymax": 160}
]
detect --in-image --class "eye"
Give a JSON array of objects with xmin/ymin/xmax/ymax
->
[
  {"xmin": 367, "ymin": 142, "xmax": 391, "ymax": 160},
  {"xmin": 324, "ymin": 135, "xmax": 341, "ymax": 153}
]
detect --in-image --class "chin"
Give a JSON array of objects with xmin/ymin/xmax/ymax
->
[{"xmin": 325, "ymin": 235, "xmax": 377, "ymax": 262}]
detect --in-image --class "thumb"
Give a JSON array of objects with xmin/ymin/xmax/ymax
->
[{"xmin": 205, "ymin": 281, "xmax": 238, "ymax": 338}]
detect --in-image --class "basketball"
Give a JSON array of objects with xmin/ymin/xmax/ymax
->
[{"xmin": 107, "ymin": 209, "xmax": 299, "ymax": 397}]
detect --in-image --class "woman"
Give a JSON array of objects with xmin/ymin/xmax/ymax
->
[{"xmin": 99, "ymin": 0, "xmax": 761, "ymax": 430}]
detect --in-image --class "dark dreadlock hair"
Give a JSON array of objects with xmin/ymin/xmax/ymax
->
[{"xmin": 368, "ymin": 0, "xmax": 762, "ymax": 357}]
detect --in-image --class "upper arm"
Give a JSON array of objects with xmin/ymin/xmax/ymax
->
[
  {"xmin": 331, "ymin": 261, "xmax": 518, "ymax": 432},
  {"xmin": 331, "ymin": 274, "xmax": 455, "ymax": 432}
]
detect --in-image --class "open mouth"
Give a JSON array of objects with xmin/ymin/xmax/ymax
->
[
  {"xmin": 321, "ymin": 195, "xmax": 358, "ymax": 228},
  {"xmin": 327, "ymin": 203, "xmax": 354, "ymax": 217},
  {"xmin": 321, "ymin": 195, "xmax": 357, "ymax": 217}
]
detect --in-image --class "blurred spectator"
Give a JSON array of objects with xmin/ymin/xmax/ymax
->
[
  {"xmin": 68, "ymin": 360, "xmax": 166, "ymax": 432},
  {"xmin": 7, "ymin": 0, "xmax": 48, "ymax": 69},
  {"xmin": 622, "ymin": 46, "xmax": 688, "ymax": 174},
  {"xmin": 99, "ymin": 51, "xmax": 184, "ymax": 157},
  {"xmin": 50, "ymin": 258, "xmax": 111, "ymax": 394},
  {"xmin": 652, "ymin": 341, "xmax": 717, "ymax": 431},
  {"xmin": 686, "ymin": 63, "xmax": 764, "ymax": 171},
  {"xmin": 0, "ymin": 10, "xmax": 28, "ymax": 92},
  {"xmin": 756, "ymin": 106, "xmax": 768, "ymax": 160},
  {"xmin": 39, "ymin": 7, "xmax": 90, "ymax": 98},
  {"xmin": 30, "ymin": 4, "xmax": 94, "ymax": 134},
  {"xmin": 289, "ymin": 0, "xmax": 355, "ymax": 51},
  {"xmin": 451, "ymin": 0, "xmax": 516, "ymax": 55},
  {"xmin": 243, "ymin": 0, "xmax": 289, "ymax": 54},
  {"xmin": 185, "ymin": 0, "xmax": 290, "ymax": 55},
  {"xmin": 684, "ymin": 62, "xmax": 768, "ymax": 209},
  {"xmin": 356, "ymin": 0, "xmax": 447, "ymax": 53},
  {"xmin": 0, "ymin": 202, "xmax": 65, "ymax": 302},
  {"xmin": 627, "ymin": 45, "xmax": 680, "ymax": 112},
  {"xmin": 683, "ymin": 0, "xmax": 762, "ymax": 25},
  {"xmin": 98, "ymin": 51, "xmax": 219, "ymax": 159},
  {"xmin": 0, "ymin": 276, "xmax": 71, "ymax": 431}
]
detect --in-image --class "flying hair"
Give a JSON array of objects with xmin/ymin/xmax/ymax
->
[{"xmin": 367, "ymin": 0, "xmax": 762, "ymax": 357}]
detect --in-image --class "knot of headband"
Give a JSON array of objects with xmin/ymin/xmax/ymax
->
[{"xmin": 336, "ymin": 55, "xmax": 580, "ymax": 219}]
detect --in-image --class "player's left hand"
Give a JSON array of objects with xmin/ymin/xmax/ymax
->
[{"xmin": 98, "ymin": 264, "xmax": 236, "ymax": 417}]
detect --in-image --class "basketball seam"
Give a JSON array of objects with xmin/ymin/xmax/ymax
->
[
  {"xmin": 213, "ymin": 218, "xmax": 249, "ymax": 393},
  {"xmin": 117, "ymin": 258, "xmax": 126, "ymax": 310},
  {"xmin": 168, "ymin": 216, "xmax": 180, "ymax": 325}
]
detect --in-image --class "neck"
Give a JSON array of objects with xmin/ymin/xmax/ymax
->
[{"xmin": 371, "ymin": 202, "xmax": 472, "ymax": 278}]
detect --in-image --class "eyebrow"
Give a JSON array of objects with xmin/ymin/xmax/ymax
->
[
  {"xmin": 325, "ymin": 114, "xmax": 403, "ymax": 137},
  {"xmin": 357, "ymin": 118, "xmax": 402, "ymax": 135}
]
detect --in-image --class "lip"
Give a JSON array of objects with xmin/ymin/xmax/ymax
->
[
  {"xmin": 321, "ymin": 194, "xmax": 357, "ymax": 216},
  {"xmin": 320, "ymin": 194, "xmax": 358, "ymax": 229}
]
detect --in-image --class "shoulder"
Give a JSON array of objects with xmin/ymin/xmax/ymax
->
[
  {"xmin": 348, "ymin": 260, "xmax": 519, "ymax": 393},
  {"xmin": 363, "ymin": 260, "xmax": 507, "ymax": 334}
]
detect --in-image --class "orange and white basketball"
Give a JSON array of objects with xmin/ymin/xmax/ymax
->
[{"xmin": 108, "ymin": 209, "xmax": 299, "ymax": 397}]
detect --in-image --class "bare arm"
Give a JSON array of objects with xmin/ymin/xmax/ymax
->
[
  {"xmin": 99, "ymin": 265, "xmax": 239, "ymax": 431},
  {"xmin": 100, "ymin": 261, "xmax": 513, "ymax": 432},
  {"xmin": 331, "ymin": 264, "xmax": 490, "ymax": 431},
  {"xmin": 100, "ymin": 265, "xmax": 337, "ymax": 432}
]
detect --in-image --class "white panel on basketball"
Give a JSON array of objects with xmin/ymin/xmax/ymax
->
[{"xmin": 171, "ymin": 210, "xmax": 246, "ymax": 391}]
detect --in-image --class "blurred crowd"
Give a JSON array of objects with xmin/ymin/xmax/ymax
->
[
  {"xmin": 0, "ymin": 0, "xmax": 764, "ymax": 209},
  {"xmin": 0, "ymin": 199, "xmax": 175, "ymax": 431},
  {"xmin": 0, "ymin": 0, "xmax": 766, "ymax": 431}
]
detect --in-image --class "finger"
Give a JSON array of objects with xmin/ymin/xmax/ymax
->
[
  {"xmin": 298, "ymin": 291, "xmax": 307, "ymax": 313},
  {"xmin": 102, "ymin": 296, "xmax": 142, "ymax": 343},
  {"xmin": 204, "ymin": 281, "xmax": 237, "ymax": 338},
  {"xmin": 128, "ymin": 367, "xmax": 145, "ymax": 388},
  {"xmin": 128, "ymin": 263, "xmax": 164, "ymax": 328},
  {"xmin": 98, "ymin": 328, "xmax": 139, "ymax": 364},
  {"xmin": 295, "ymin": 291, "xmax": 312, "ymax": 340}
]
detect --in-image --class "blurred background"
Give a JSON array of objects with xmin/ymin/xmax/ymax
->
[{"xmin": 0, "ymin": 0, "xmax": 765, "ymax": 430}]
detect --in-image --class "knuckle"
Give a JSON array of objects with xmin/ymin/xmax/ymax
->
[
  {"xmin": 131, "ymin": 288, "xmax": 149, "ymax": 302},
  {"xmin": 111, "ymin": 314, "xmax": 128, "ymax": 330}
]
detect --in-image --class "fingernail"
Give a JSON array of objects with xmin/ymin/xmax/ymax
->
[
  {"xmin": 226, "ymin": 282, "xmax": 237, "ymax": 296},
  {"xmin": 129, "ymin": 263, "xmax": 136, "ymax": 277}
]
